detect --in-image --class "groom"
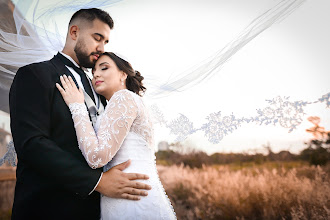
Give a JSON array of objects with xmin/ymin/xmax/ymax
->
[{"xmin": 9, "ymin": 8, "xmax": 150, "ymax": 220}]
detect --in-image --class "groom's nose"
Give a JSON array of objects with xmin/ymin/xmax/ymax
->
[{"xmin": 97, "ymin": 43, "xmax": 105, "ymax": 53}]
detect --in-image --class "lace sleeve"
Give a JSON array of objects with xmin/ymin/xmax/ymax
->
[{"xmin": 69, "ymin": 90, "xmax": 138, "ymax": 169}]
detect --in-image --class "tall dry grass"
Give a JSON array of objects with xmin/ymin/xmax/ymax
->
[
  {"xmin": 158, "ymin": 164, "xmax": 330, "ymax": 220},
  {"xmin": 0, "ymin": 167, "xmax": 15, "ymax": 220},
  {"xmin": 1, "ymin": 165, "xmax": 329, "ymax": 219},
  {"xmin": 0, "ymin": 180, "xmax": 15, "ymax": 220}
]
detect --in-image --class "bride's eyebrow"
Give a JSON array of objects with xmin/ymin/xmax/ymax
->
[{"xmin": 99, "ymin": 62, "xmax": 109, "ymax": 66}]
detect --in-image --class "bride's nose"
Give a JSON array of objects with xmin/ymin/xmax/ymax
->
[{"xmin": 93, "ymin": 70, "xmax": 101, "ymax": 78}]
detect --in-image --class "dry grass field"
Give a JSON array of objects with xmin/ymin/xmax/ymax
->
[
  {"xmin": 0, "ymin": 168, "xmax": 15, "ymax": 181},
  {"xmin": 1, "ymin": 163, "xmax": 329, "ymax": 220},
  {"xmin": 158, "ymin": 163, "xmax": 330, "ymax": 220},
  {"xmin": 0, "ymin": 167, "xmax": 15, "ymax": 220}
]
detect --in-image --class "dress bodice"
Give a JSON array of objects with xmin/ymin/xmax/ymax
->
[{"xmin": 69, "ymin": 89, "xmax": 155, "ymax": 169}]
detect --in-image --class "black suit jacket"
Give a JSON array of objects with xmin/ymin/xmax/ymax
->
[{"xmin": 9, "ymin": 53, "xmax": 105, "ymax": 220}]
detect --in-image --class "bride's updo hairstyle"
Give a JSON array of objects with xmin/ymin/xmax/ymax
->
[{"xmin": 102, "ymin": 52, "xmax": 146, "ymax": 96}]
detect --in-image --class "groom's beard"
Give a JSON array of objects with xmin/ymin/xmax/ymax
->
[{"xmin": 74, "ymin": 38, "xmax": 99, "ymax": 68}]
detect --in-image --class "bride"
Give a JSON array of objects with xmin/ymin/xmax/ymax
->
[{"xmin": 56, "ymin": 52, "xmax": 176, "ymax": 220}]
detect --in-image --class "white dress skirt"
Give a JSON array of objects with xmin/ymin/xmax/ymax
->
[{"xmin": 101, "ymin": 132, "xmax": 176, "ymax": 220}]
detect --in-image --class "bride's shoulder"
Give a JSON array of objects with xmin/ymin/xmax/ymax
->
[
  {"xmin": 113, "ymin": 89, "xmax": 141, "ymax": 99},
  {"xmin": 108, "ymin": 90, "xmax": 143, "ymax": 113},
  {"xmin": 111, "ymin": 89, "xmax": 142, "ymax": 104}
]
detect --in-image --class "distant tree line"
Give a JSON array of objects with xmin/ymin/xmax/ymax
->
[
  {"xmin": 156, "ymin": 116, "xmax": 330, "ymax": 168},
  {"xmin": 300, "ymin": 116, "xmax": 330, "ymax": 166}
]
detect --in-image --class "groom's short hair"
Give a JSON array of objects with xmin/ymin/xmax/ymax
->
[{"xmin": 69, "ymin": 8, "xmax": 114, "ymax": 29}]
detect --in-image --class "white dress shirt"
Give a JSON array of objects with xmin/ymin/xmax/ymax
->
[
  {"xmin": 60, "ymin": 52, "xmax": 103, "ymax": 194},
  {"xmin": 59, "ymin": 52, "xmax": 100, "ymax": 108}
]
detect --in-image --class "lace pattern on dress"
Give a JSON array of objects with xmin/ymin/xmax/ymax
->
[
  {"xmin": 68, "ymin": 89, "xmax": 155, "ymax": 169},
  {"xmin": 68, "ymin": 89, "xmax": 138, "ymax": 168},
  {"xmin": 129, "ymin": 94, "xmax": 155, "ymax": 149}
]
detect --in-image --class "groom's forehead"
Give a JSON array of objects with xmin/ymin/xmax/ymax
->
[
  {"xmin": 88, "ymin": 19, "xmax": 111, "ymax": 37},
  {"xmin": 82, "ymin": 19, "xmax": 110, "ymax": 32}
]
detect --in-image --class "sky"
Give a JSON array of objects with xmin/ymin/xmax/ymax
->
[{"xmin": 2, "ymin": 0, "xmax": 330, "ymax": 154}]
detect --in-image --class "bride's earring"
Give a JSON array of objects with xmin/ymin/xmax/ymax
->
[{"xmin": 121, "ymin": 79, "xmax": 124, "ymax": 86}]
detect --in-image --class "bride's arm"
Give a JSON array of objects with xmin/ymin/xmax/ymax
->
[{"xmin": 56, "ymin": 75, "xmax": 138, "ymax": 168}]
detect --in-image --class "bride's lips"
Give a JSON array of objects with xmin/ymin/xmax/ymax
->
[{"xmin": 95, "ymin": 80, "xmax": 103, "ymax": 86}]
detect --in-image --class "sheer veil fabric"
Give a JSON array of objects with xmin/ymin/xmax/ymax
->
[
  {"xmin": 1, "ymin": 0, "xmax": 329, "ymax": 165},
  {"xmin": 0, "ymin": 0, "xmax": 309, "ymax": 109}
]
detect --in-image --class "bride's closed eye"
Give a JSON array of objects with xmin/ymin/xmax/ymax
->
[{"xmin": 101, "ymin": 67, "xmax": 108, "ymax": 70}]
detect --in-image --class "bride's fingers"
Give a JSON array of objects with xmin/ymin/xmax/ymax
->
[
  {"xmin": 56, "ymin": 83, "xmax": 66, "ymax": 96},
  {"xmin": 68, "ymin": 76, "xmax": 77, "ymax": 90},
  {"xmin": 60, "ymin": 75, "xmax": 69, "ymax": 91},
  {"xmin": 62, "ymin": 75, "xmax": 78, "ymax": 94},
  {"xmin": 63, "ymin": 75, "xmax": 72, "ymax": 89}
]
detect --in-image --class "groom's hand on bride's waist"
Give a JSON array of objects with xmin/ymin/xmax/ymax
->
[{"xmin": 95, "ymin": 160, "xmax": 151, "ymax": 200}]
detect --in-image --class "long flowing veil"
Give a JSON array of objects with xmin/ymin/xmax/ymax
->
[{"xmin": 0, "ymin": 0, "xmax": 329, "ymax": 165}]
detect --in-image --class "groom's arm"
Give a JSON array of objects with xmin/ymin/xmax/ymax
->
[{"xmin": 10, "ymin": 65, "xmax": 101, "ymax": 197}]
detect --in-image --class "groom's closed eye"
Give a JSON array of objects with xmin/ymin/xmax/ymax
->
[
  {"xmin": 93, "ymin": 33, "xmax": 109, "ymax": 44},
  {"xmin": 93, "ymin": 34, "xmax": 102, "ymax": 42}
]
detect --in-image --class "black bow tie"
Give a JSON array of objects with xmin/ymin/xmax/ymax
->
[{"xmin": 57, "ymin": 53, "xmax": 95, "ymax": 103}]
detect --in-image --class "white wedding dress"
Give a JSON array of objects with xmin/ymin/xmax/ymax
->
[{"xmin": 68, "ymin": 89, "xmax": 176, "ymax": 220}]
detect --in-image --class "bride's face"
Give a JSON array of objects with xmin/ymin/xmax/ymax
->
[{"xmin": 92, "ymin": 55, "xmax": 127, "ymax": 100}]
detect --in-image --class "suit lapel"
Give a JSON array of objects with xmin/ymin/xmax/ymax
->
[
  {"xmin": 50, "ymin": 53, "xmax": 107, "ymax": 110},
  {"xmin": 100, "ymin": 95, "xmax": 107, "ymax": 108},
  {"xmin": 50, "ymin": 53, "xmax": 80, "ymax": 88}
]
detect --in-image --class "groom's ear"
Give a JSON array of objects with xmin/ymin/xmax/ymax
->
[{"xmin": 68, "ymin": 25, "xmax": 79, "ymax": 41}]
